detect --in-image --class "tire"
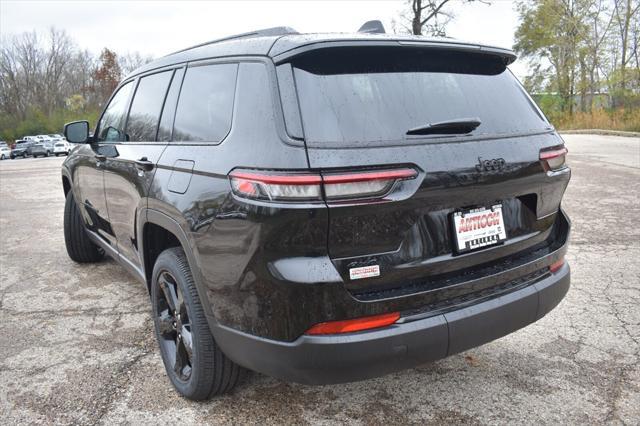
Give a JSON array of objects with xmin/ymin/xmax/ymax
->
[
  {"xmin": 151, "ymin": 247, "xmax": 243, "ymax": 400},
  {"xmin": 63, "ymin": 191, "xmax": 104, "ymax": 263},
  {"xmin": 45, "ymin": 151, "xmax": 50, "ymax": 157},
  {"xmin": 22, "ymin": 153, "xmax": 27, "ymax": 158},
  {"xmin": 55, "ymin": 153, "xmax": 59, "ymax": 157},
  {"xmin": 0, "ymin": 154, "xmax": 4, "ymax": 160}
]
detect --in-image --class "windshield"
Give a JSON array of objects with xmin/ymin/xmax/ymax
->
[{"xmin": 290, "ymin": 47, "xmax": 549, "ymax": 145}]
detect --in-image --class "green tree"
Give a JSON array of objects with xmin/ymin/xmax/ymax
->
[{"xmin": 515, "ymin": 0, "xmax": 590, "ymax": 115}]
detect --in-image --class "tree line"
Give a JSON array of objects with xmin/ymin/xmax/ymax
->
[
  {"xmin": 514, "ymin": 0, "xmax": 639, "ymax": 129},
  {"xmin": 0, "ymin": 28, "xmax": 150, "ymax": 142},
  {"xmin": 1, "ymin": 2, "xmax": 638, "ymax": 142}
]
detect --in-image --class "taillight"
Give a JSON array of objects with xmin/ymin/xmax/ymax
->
[
  {"xmin": 549, "ymin": 257, "xmax": 565, "ymax": 273},
  {"xmin": 540, "ymin": 146, "xmax": 568, "ymax": 171},
  {"xmin": 229, "ymin": 170, "xmax": 323, "ymax": 202},
  {"xmin": 322, "ymin": 168, "xmax": 417, "ymax": 201},
  {"xmin": 305, "ymin": 312, "xmax": 400, "ymax": 335},
  {"xmin": 229, "ymin": 167, "xmax": 417, "ymax": 203}
]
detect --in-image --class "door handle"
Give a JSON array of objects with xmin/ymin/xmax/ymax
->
[
  {"xmin": 95, "ymin": 154, "xmax": 107, "ymax": 162},
  {"xmin": 135, "ymin": 157, "xmax": 155, "ymax": 172}
]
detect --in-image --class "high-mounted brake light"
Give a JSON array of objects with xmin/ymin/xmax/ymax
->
[
  {"xmin": 540, "ymin": 146, "xmax": 568, "ymax": 171},
  {"xmin": 305, "ymin": 312, "xmax": 400, "ymax": 335},
  {"xmin": 229, "ymin": 167, "xmax": 417, "ymax": 202}
]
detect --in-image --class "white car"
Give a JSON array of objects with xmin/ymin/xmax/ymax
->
[
  {"xmin": 53, "ymin": 140, "xmax": 72, "ymax": 156},
  {"xmin": 48, "ymin": 133, "xmax": 65, "ymax": 141},
  {"xmin": 36, "ymin": 134, "xmax": 53, "ymax": 143},
  {"xmin": 0, "ymin": 142, "xmax": 10, "ymax": 160}
]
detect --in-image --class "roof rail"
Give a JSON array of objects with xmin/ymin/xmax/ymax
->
[
  {"xmin": 166, "ymin": 26, "xmax": 299, "ymax": 56},
  {"xmin": 358, "ymin": 20, "xmax": 386, "ymax": 34}
]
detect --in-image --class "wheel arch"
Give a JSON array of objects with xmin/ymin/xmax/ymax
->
[
  {"xmin": 62, "ymin": 174, "xmax": 71, "ymax": 196},
  {"xmin": 141, "ymin": 209, "xmax": 216, "ymax": 323}
]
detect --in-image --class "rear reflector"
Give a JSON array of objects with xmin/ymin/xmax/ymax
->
[
  {"xmin": 305, "ymin": 312, "xmax": 400, "ymax": 335},
  {"xmin": 540, "ymin": 146, "xmax": 568, "ymax": 171},
  {"xmin": 229, "ymin": 167, "xmax": 417, "ymax": 202},
  {"xmin": 549, "ymin": 257, "xmax": 565, "ymax": 273}
]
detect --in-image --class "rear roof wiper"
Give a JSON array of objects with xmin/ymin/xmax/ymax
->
[{"xmin": 406, "ymin": 117, "xmax": 481, "ymax": 136}]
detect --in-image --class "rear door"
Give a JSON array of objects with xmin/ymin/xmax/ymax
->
[
  {"xmin": 285, "ymin": 46, "xmax": 570, "ymax": 296},
  {"xmin": 101, "ymin": 68, "xmax": 178, "ymax": 270}
]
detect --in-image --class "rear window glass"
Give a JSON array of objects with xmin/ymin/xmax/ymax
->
[
  {"xmin": 291, "ymin": 48, "xmax": 549, "ymax": 145},
  {"xmin": 173, "ymin": 63, "xmax": 238, "ymax": 142}
]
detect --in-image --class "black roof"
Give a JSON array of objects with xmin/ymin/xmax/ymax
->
[{"xmin": 128, "ymin": 27, "xmax": 516, "ymax": 78}]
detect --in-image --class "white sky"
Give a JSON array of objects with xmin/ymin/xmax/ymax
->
[{"xmin": 0, "ymin": 0, "xmax": 526, "ymax": 77}]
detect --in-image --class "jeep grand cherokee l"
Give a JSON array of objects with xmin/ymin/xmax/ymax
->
[{"xmin": 61, "ymin": 24, "xmax": 571, "ymax": 400}]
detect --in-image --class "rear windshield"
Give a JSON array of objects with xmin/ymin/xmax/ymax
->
[{"xmin": 290, "ymin": 47, "xmax": 549, "ymax": 145}]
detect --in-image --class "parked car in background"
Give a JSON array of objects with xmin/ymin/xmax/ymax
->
[
  {"xmin": 49, "ymin": 133, "xmax": 65, "ymax": 141},
  {"xmin": 0, "ymin": 142, "xmax": 11, "ymax": 160},
  {"xmin": 30, "ymin": 140, "xmax": 54, "ymax": 157},
  {"xmin": 11, "ymin": 140, "xmax": 34, "ymax": 158},
  {"xmin": 53, "ymin": 140, "xmax": 72, "ymax": 156}
]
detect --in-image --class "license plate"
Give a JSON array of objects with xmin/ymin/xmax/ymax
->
[{"xmin": 452, "ymin": 204, "xmax": 507, "ymax": 253}]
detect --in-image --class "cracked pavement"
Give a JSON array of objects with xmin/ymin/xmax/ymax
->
[{"xmin": 0, "ymin": 134, "xmax": 638, "ymax": 424}]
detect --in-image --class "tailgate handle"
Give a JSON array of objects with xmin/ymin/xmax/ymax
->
[{"xmin": 135, "ymin": 157, "xmax": 154, "ymax": 172}]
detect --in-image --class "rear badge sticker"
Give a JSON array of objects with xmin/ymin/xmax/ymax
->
[{"xmin": 349, "ymin": 265, "xmax": 380, "ymax": 280}]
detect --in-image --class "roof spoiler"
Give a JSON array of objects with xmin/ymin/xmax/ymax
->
[{"xmin": 358, "ymin": 20, "xmax": 386, "ymax": 34}]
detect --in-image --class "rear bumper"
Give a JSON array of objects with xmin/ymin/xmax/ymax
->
[{"xmin": 212, "ymin": 263, "xmax": 570, "ymax": 385}]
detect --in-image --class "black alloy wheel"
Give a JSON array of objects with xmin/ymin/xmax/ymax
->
[
  {"xmin": 151, "ymin": 247, "xmax": 243, "ymax": 399},
  {"xmin": 155, "ymin": 270, "xmax": 194, "ymax": 382}
]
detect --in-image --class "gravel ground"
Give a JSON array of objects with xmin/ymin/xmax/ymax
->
[{"xmin": 0, "ymin": 134, "xmax": 638, "ymax": 425}]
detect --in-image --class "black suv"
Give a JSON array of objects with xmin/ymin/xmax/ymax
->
[{"xmin": 62, "ymin": 24, "xmax": 571, "ymax": 400}]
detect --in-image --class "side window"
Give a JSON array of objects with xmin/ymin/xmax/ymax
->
[
  {"xmin": 173, "ymin": 63, "xmax": 238, "ymax": 142},
  {"xmin": 126, "ymin": 70, "xmax": 173, "ymax": 142},
  {"xmin": 97, "ymin": 81, "xmax": 134, "ymax": 142},
  {"xmin": 157, "ymin": 67, "xmax": 185, "ymax": 142}
]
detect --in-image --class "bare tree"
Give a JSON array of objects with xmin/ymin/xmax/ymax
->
[
  {"xmin": 612, "ymin": 0, "xmax": 640, "ymax": 106},
  {"xmin": 119, "ymin": 51, "xmax": 153, "ymax": 76},
  {"xmin": 396, "ymin": 0, "xmax": 488, "ymax": 36}
]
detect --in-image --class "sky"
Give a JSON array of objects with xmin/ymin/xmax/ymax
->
[{"xmin": 0, "ymin": 0, "xmax": 527, "ymax": 77}]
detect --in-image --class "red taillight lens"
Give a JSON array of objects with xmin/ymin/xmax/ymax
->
[
  {"xmin": 540, "ymin": 146, "xmax": 568, "ymax": 171},
  {"xmin": 322, "ymin": 168, "xmax": 417, "ymax": 201},
  {"xmin": 549, "ymin": 257, "xmax": 565, "ymax": 273},
  {"xmin": 229, "ymin": 170, "xmax": 323, "ymax": 202},
  {"xmin": 229, "ymin": 167, "xmax": 417, "ymax": 202},
  {"xmin": 305, "ymin": 312, "xmax": 400, "ymax": 335}
]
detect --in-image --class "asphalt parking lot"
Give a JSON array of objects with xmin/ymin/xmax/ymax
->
[{"xmin": 0, "ymin": 134, "xmax": 638, "ymax": 424}]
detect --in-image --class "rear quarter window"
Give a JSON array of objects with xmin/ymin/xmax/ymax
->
[{"xmin": 172, "ymin": 63, "xmax": 238, "ymax": 143}]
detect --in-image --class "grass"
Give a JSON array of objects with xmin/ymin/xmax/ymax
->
[{"xmin": 549, "ymin": 108, "xmax": 640, "ymax": 133}]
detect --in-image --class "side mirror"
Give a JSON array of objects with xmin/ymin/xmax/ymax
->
[{"xmin": 64, "ymin": 121, "xmax": 90, "ymax": 144}]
